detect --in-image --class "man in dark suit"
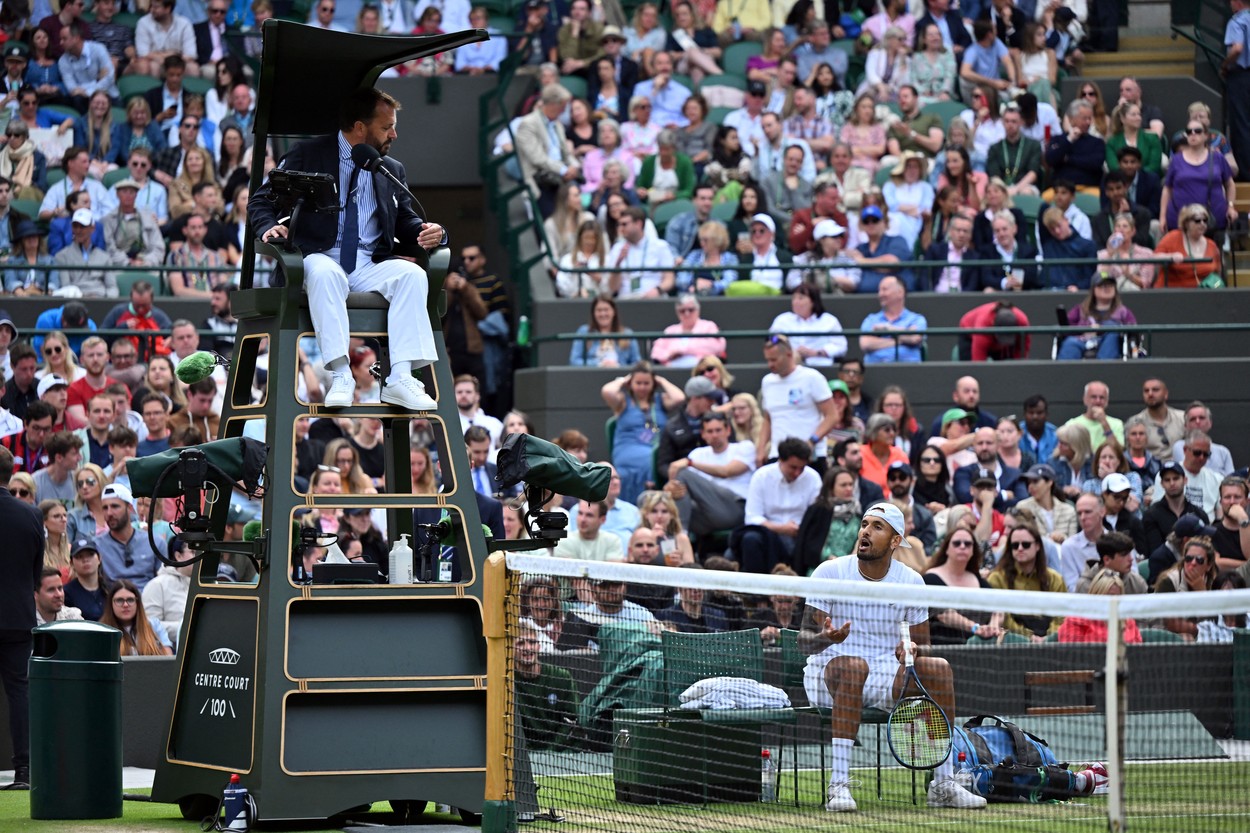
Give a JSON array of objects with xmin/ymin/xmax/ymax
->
[
  {"xmin": 919, "ymin": 212, "xmax": 977, "ymax": 291},
  {"xmin": 465, "ymin": 425, "xmax": 520, "ymax": 499},
  {"xmin": 252, "ymin": 87, "xmax": 443, "ymax": 411},
  {"xmin": 971, "ymin": 209, "xmax": 1039, "ymax": 291},
  {"xmin": 952, "ymin": 427, "xmax": 1028, "ymax": 510},
  {"xmin": 914, "ymin": 0, "xmax": 972, "ymax": 59},
  {"xmin": 192, "ymin": 0, "xmax": 232, "ymax": 77},
  {"xmin": 143, "ymin": 55, "xmax": 192, "ymax": 147},
  {"xmin": 1115, "ymin": 146, "xmax": 1162, "ymax": 221},
  {"xmin": 0, "ymin": 445, "xmax": 46, "ymax": 790},
  {"xmin": 587, "ymin": 26, "xmax": 637, "ymax": 114}
]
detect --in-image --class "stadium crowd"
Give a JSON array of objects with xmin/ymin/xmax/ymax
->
[
  {"xmin": 1, "ymin": 0, "xmax": 1245, "ymax": 657},
  {"xmin": 495, "ymin": 0, "xmax": 1240, "ymax": 302}
]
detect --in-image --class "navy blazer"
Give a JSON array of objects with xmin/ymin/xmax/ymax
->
[
  {"xmin": 971, "ymin": 206, "xmax": 1027, "ymax": 250},
  {"xmin": 918, "ymin": 241, "xmax": 979, "ymax": 292},
  {"xmin": 970, "ymin": 241, "xmax": 1040, "ymax": 291},
  {"xmin": 587, "ymin": 55, "xmax": 638, "ymax": 117},
  {"xmin": 913, "ymin": 11, "xmax": 972, "ymax": 52},
  {"xmin": 250, "ymin": 133, "xmax": 436, "ymax": 263},
  {"xmin": 952, "ymin": 461, "xmax": 1028, "ymax": 510}
]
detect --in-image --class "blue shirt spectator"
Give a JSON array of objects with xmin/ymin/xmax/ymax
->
[
  {"xmin": 859, "ymin": 276, "xmax": 927, "ymax": 363},
  {"xmin": 32, "ymin": 304, "xmax": 97, "ymax": 357},
  {"xmin": 855, "ymin": 207, "xmax": 915, "ymax": 292},
  {"xmin": 1039, "ymin": 208, "xmax": 1098, "ymax": 290}
]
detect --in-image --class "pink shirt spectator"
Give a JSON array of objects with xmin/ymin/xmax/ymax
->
[
  {"xmin": 649, "ymin": 317, "xmax": 726, "ymax": 368},
  {"xmin": 583, "ymin": 146, "xmax": 637, "ymax": 191}
]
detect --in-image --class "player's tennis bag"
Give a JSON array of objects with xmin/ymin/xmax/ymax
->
[{"xmin": 952, "ymin": 715, "xmax": 1086, "ymax": 802}]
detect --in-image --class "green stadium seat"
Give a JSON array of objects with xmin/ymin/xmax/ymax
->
[
  {"xmin": 1140, "ymin": 628, "xmax": 1185, "ymax": 643},
  {"xmin": 10, "ymin": 198, "xmax": 41, "ymax": 220},
  {"xmin": 182, "ymin": 76, "xmax": 213, "ymax": 97},
  {"xmin": 111, "ymin": 106, "xmax": 129, "ymax": 125},
  {"xmin": 1074, "ymin": 192, "xmax": 1101, "ymax": 217},
  {"xmin": 651, "ymin": 198, "xmax": 693, "ymax": 231},
  {"xmin": 116, "ymin": 271, "xmax": 158, "ymax": 299},
  {"xmin": 722, "ymin": 42, "xmax": 762, "ymax": 77},
  {"xmin": 708, "ymin": 105, "xmax": 735, "ymax": 125},
  {"xmin": 671, "ymin": 74, "xmax": 695, "ymax": 94},
  {"xmin": 710, "ymin": 201, "xmax": 737, "ymax": 222},
  {"xmin": 1014, "ymin": 193, "xmax": 1043, "ymax": 223},
  {"xmin": 45, "ymin": 169, "xmax": 65, "ymax": 189},
  {"xmin": 920, "ymin": 99, "xmax": 966, "ymax": 127},
  {"xmin": 779, "ymin": 629, "xmax": 915, "ymax": 803},
  {"xmin": 874, "ymin": 166, "xmax": 894, "ymax": 187},
  {"xmin": 700, "ymin": 74, "xmax": 747, "ymax": 92},
  {"xmin": 558, "ymin": 75, "xmax": 587, "ymax": 101},
  {"xmin": 118, "ymin": 75, "xmax": 162, "ymax": 103},
  {"xmin": 102, "ymin": 168, "xmax": 133, "ymax": 188},
  {"xmin": 112, "ymin": 11, "xmax": 141, "ymax": 27}
]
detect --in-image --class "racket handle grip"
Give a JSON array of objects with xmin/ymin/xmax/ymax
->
[{"xmin": 899, "ymin": 620, "xmax": 914, "ymax": 666}]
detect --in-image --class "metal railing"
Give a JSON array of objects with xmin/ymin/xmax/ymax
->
[{"xmin": 535, "ymin": 322, "xmax": 1250, "ymax": 363}]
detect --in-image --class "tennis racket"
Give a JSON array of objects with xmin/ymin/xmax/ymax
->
[{"xmin": 887, "ymin": 620, "xmax": 953, "ymax": 770}]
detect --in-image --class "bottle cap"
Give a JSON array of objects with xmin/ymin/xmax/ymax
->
[
  {"xmin": 230, "ymin": 773, "xmax": 241, "ymax": 783},
  {"xmin": 761, "ymin": 749, "xmax": 771, "ymax": 758}
]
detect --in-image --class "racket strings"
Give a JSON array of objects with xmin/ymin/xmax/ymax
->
[{"xmin": 888, "ymin": 695, "xmax": 952, "ymax": 769}]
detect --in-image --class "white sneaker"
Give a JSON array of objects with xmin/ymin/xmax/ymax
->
[
  {"xmin": 824, "ymin": 780, "xmax": 858, "ymax": 813},
  {"xmin": 324, "ymin": 372, "xmax": 354, "ymax": 407},
  {"xmin": 381, "ymin": 375, "xmax": 437, "ymax": 411},
  {"xmin": 927, "ymin": 777, "xmax": 987, "ymax": 809}
]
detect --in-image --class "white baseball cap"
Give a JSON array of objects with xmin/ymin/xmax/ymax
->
[
  {"xmin": 813, "ymin": 219, "xmax": 846, "ymax": 239},
  {"xmin": 1101, "ymin": 473, "xmax": 1132, "ymax": 494},
  {"xmin": 863, "ymin": 502, "xmax": 912, "ymax": 548},
  {"xmin": 102, "ymin": 482, "xmax": 134, "ymax": 506},
  {"xmin": 36, "ymin": 375, "xmax": 68, "ymax": 398},
  {"xmin": 749, "ymin": 213, "xmax": 776, "ymax": 234},
  {"xmin": 71, "ymin": 208, "xmax": 94, "ymax": 226}
]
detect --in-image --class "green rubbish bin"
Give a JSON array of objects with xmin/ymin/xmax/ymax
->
[{"xmin": 29, "ymin": 621, "xmax": 123, "ymax": 820}]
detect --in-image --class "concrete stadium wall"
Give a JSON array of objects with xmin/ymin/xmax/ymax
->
[
  {"xmin": 516, "ymin": 358, "xmax": 1250, "ymax": 466},
  {"xmin": 531, "ymin": 288, "xmax": 1250, "ymax": 367}
]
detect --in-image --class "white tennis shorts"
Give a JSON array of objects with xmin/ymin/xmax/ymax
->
[{"xmin": 804, "ymin": 654, "xmax": 900, "ymax": 711}]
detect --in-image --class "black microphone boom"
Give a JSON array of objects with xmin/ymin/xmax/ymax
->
[{"xmin": 350, "ymin": 143, "xmax": 409, "ymax": 194}]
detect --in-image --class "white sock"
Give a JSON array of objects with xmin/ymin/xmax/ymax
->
[
  {"xmin": 391, "ymin": 360, "xmax": 412, "ymax": 377},
  {"xmin": 934, "ymin": 753, "xmax": 955, "ymax": 781},
  {"xmin": 326, "ymin": 356, "xmax": 348, "ymax": 372},
  {"xmin": 830, "ymin": 738, "xmax": 853, "ymax": 784}
]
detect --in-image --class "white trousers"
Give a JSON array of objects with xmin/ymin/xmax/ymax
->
[{"xmin": 304, "ymin": 251, "xmax": 438, "ymax": 369}]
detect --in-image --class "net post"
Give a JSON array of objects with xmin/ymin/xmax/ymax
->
[
  {"xmin": 1104, "ymin": 597, "xmax": 1126, "ymax": 833},
  {"xmin": 482, "ymin": 552, "xmax": 513, "ymax": 833}
]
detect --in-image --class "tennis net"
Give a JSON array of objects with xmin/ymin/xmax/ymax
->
[{"xmin": 491, "ymin": 552, "xmax": 1250, "ymax": 833}]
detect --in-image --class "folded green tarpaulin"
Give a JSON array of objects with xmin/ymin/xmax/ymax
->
[{"xmin": 129, "ymin": 438, "xmax": 269, "ymax": 498}]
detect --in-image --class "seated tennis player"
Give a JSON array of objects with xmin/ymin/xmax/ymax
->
[{"xmin": 799, "ymin": 502, "xmax": 987, "ymax": 812}]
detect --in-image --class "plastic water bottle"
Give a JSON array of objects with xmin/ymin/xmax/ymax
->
[
  {"xmin": 953, "ymin": 752, "xmax": 973, "ymax": 790},
  {"xmin": 517, "ymin": 315, "xmax": 530, "ymax": 347},
  {"xmin": 759, "ymin": 749, "xmax": 776, "ymax": 803},
  {"xmin": 389, "ymin": 534, "xmax": 413, "ymax": 585},
  {"xmin": 222, "ymin": 773, "xmax": 249, "ymax": 831}
]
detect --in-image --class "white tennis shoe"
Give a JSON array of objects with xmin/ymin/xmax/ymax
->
[
  {"xmin": 324, "ymin": 372, "xmax": 354, "ymax": 407},
  {"xmin": 824, "ymin": 780, "xmax": 858, "ymax": 813},
  {"xmin": 927, "ymin": 777, "xmax": 987, "ymax": 809},
  {"xmin": 382, "ymin": 375, "xmax": 437, "ymax": 411}
]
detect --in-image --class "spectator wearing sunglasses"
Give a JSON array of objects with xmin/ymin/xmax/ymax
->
[
  {"xmin": 1170, "ymin": 402, "xmax": 1234, "ymax": 477},
  {"xmin": 1153, "ymin": 431, "xmax": 1224, "ymax": 520},
  {"xmin": 1153, "ymin": 536, "xmax": 1218, "ymax": 640}
]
